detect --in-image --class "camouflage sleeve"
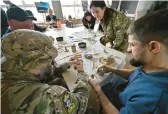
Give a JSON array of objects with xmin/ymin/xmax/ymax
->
[
  {"xmin": 72, "ymin": 72, "xmax": 91, "ymax": 114},
  {"xmin": 46, "ymin": 72, "xmax": 90, "ymax": 114},
  {"xmin": 7, "ymin": 72, "xmax": 90, "ymax": 114},
  {"xmin": 112, "ymin": 13, "xmax": 131, "ymax": 48},
  {"xmin": 103, "ymin": 22, "xmax": 114, "ymax": 45}
]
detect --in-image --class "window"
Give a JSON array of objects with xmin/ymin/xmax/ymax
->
[
  {"xmin": 24, "ymin": 0, "xmax": 52, "ymax": 21},
  {"xmin": 73, "ymin": 0, "xmax": 82, "ymax": 6},
  {"xmin": 62, "ymin": 6, "xmax": 84, "ymax": 19},
  {"xmin": 61, "ymin": 0, "xmax": 85, "ymax": 19},
  {"xmin": 74, "ymin": 7, "xmax": 84, "ymax": 19},
  {"xmin": 24, "ymin": 0, "xmax": 34, "ymax": 4},
  {"xmin": 61, "ymin": 0, "xmax": 74, "ymax": 5},
  {"xmin": 0, "ymin": 0, "xmax": 6, "ymax": 5},
  {"xmin": 10, "ymin": 0, "xmax": 23, "ymax": 5},
  {"xmin": 24, "ymin": 0, "xmax": 50, "ymax": 4},
  {"xmin": 62, "ymin": 7, "xmax": 75, "ymax": 19}
]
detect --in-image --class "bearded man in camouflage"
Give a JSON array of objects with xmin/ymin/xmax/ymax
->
[
  {"xmin": 1, "ymin": 29, "xmax": 90, "ymax": 114},
  {"xmin": 90, "ymin": 0, "xmax": 131, "ymax": 52}
]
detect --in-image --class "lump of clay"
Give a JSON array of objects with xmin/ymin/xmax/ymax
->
[
  {"xmin": 84, "ymin": 54, "xmax": 93, "ymax": 59},
  {"xmin": 100, "ymin": 56, "xmax": 115, "ymax": 65}
]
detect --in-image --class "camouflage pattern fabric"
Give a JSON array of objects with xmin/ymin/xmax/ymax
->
[
  {"xmin": 100, "ymin": 7, "xmax": 131, "ymax": 52},
  {"xmin": 1, "ymin": 29, "xmax": 91, "ymax": 114}
]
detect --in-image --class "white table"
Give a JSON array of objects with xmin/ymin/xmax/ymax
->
[
  {"xmin": 44, "ymin": 24, "xmax": 128, "ymax": 113},
  {"xmin": 44, "ymin": 24, "xmax": 127, "ymax": 89}
]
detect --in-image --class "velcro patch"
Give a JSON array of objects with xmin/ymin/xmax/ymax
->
[{"xmin": 63, "ymin": 93, "xmax": 76, "ymax": 114}]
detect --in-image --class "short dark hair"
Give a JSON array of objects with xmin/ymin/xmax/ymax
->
[
  {"xmin": 84, "ymin": 11, "xmax": 92, "ymax": 17},
  {"xmin": 90, "ymin": 0, "xmax": 106, "ymax": 9},
  {"xmin": 128, "ymin": 9, "xmax": 168, "ymax": 48}
]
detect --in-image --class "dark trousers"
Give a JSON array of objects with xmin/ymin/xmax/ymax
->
[{"xmin": 99, "ymin": 73, "xmax": 128, "ymax": 114}]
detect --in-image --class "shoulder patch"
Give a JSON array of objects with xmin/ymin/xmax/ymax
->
[{"xmin": 63, "ymin": 93, "xmax": 76, "ymax": 114}]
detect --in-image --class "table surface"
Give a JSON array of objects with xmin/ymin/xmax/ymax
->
[
  {"xmin": 44, "ymin": 24, "xmax": 128, "ymax": 88},
  {"xmin": 44, "ymin": 24, "xmax": 133, "ymax": 112}
]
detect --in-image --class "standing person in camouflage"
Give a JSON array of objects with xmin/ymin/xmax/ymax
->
[
  {"xmin": 90, "ymin": 0, "xmax": 131, "ymax": 52},
  {"xmin": 1, "ymin": 29, "xmax": 90, "ymax": 114}
]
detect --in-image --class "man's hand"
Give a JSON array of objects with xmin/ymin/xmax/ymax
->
[
  {"xmin": 69, "ymin": 54, "xmax": 82, "ymax": 61},
  {"xmin": 100, "ymin": 37, "xmax": 109, "ymax": 46},
  {"xmin": 88, "ymin": 77, "xmax": 102, "ymax": 93},
  {"xmin": 69, "ymin": 54, "xmax": 84, "ymax": 72},
  {"xmin": 97, "ymin": 64, "xmax": 113, "ymax": 74},
  {"xmin": 105, "ymin": 42, "xmax": 113, "ymax": 48},
  {"xmin": 74, "ymin": 60, "xmax": 84, "ymax": 72}
]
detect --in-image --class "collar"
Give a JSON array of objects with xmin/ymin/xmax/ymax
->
[
  {"xmin": 146, "ymin": 70, "xmax": 168, "ymax": 77},
  {"xmin": 1, "ymin": 28, "xmax": 12, "ymax": 40}
]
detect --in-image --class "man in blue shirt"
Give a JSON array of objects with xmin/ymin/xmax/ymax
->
[{"xmin": 88, "ymin": 9, "xmax": 168, "ymax": 114}]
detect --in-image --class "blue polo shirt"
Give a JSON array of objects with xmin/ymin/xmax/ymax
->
[{"xmin": 119, "ymin": 67, "xmax": 168, "ymax": 114}]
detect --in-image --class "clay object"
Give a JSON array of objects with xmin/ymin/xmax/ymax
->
[
  {"xmin": 84, "ymin": 54, "xmax": 93, "ymax": 59},
  {"xmin": 65, "ymin": 47, "xmax": 69, "ymax": 52},
  {"xmin": 99, "ymin": 56, "xmax": 115, "ymax": 65}
]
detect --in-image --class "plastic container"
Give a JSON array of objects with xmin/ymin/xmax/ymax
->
[{"xmin": 57, "ymin": 19, "xmax": 62, "ymax": 28}]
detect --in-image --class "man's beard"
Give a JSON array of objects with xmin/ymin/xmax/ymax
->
[{"xmin": 129, "ymin": 58, "xmax": 144, "ymax": 67}]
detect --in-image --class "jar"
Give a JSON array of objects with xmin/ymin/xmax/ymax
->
[{"xmin": 71, "ymin": 44, "xmax": 76, "ymax": 52}]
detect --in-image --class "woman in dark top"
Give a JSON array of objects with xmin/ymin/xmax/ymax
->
[
  {"xmin": 46, "ymin": 8, "xmax": 57, "ymax": 22},
  {"xmin": 82, "ymin": 11, "xmax": 96, "ymax": 29},
  {"xmin": 90, "ymin": 0, "xmax": 131, "ymax": 52}
]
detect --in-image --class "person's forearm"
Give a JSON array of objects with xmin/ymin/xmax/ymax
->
[
  {"xmin": 76, "ymin": 72, "xmax": 89, "ymax": 83},
  {"xmin": 109, "ymin": 67, "xmax": 132, "ymax": 79},
  {"xmin": 98, "ymin": 91, "xmax": 119, "ymax": 114},
  {"xmin": 73, "ymin": 72, "xmax": 91, "ymax": 113},
  {"xmin": 113, "ymin": 33, "xmax": 124, "ymax": 49}
]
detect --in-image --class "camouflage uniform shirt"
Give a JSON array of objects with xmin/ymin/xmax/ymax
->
[
  {"xmin": 100, "ymin": 7, "xmax": 131, "ymax": 52},
  {"xmin": 1, "ymin": 30, "xmax": 91, "ymax": 114}
]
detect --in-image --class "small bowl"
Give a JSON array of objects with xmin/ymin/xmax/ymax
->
[
  {"xmin": 53, "ymin": 25, "xmax": 58, "ymax": 28},
  {"xmin": 78, "ymin": 42, "xmax": 86, "ymax": 48},
  {"xmin": 56, "ymin": 37, "xmax": 63, "ymax": 41}
]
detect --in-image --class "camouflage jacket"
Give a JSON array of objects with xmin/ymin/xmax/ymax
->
[
  {"xmin": 1, "ymin": 71, "xmax": 90, "ymax": 114},
  {"xmin": 100, "ymin": 7, "xmax": 131, "ymax": 52}
]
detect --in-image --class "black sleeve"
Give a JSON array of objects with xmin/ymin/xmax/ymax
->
[
  {"xmin": 46, "ymin": 15, "xmax": 51, "ymax": 22},
  {"xmin": 53, "ymin": 15, "xmax": 57, "ymax": 21},
  {"xmin": 1, "ymin": 9, "xmax": 9, "ymax": 37},
  {"xmin": 34, "ymin": 23, "xmax": 46, "ymax": 32},
  {"xmin": 90, "ymin": 17, "xmax": 96, "ymax": 29},
  {"xmin": 98, "ymin": 24, "xmax": 104, "ymax": 32},
  {"xmin": 82, "ymin": 18, "xmax": 89, "ymax": 29}
]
